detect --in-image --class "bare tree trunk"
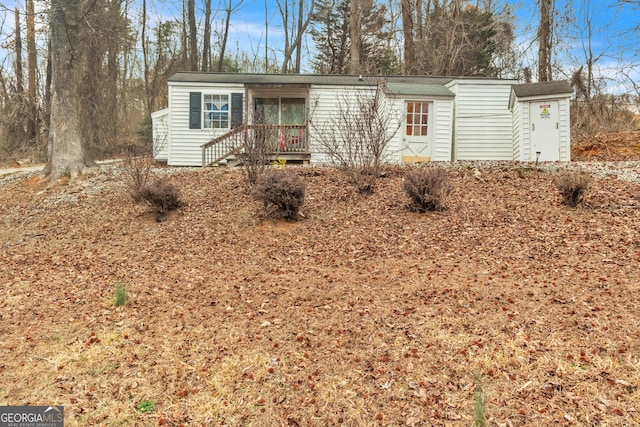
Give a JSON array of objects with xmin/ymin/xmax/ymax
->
[
  {"xmin": 45, "ymin": 0, "xmax": 87, "ymax": 181},
  {"xmin": 202, "ymin": 0, "xmax": 212, "ymax": 71},
  {"xmin": 280, "ymin": 0, "xmax": 315, "ymax": 73},
  {"xmin": 188, "ymin": 0, "xmax": 198, "ymax": 70},
  {"xmin": 537, "ymin": 0, "xmax": 552, "ymax": 81},
  {"xmin": 142, "ymin": 0, "xmax": 151, "ymax": 114},
  {"xmin": 217, "ymin": 0, "xmax": 233, "ymax": 71},
  {"xmin": 14, "ymin": 9, "xmax": 24, "ymax": 93},
  {"xmin": 27, "ymin": 0, "xmax": 39, "ymax": 144},
  {"xmin": 401, "ymin": 0, "xmax": 414, "ymax": 74},
  {"xmin": 349, "ymin": 0, "xmax": 361, "ymax": 74}
]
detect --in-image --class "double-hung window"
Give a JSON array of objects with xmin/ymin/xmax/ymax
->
[{"xmin": 204, "ymin": 94, "xmax": 229, "ymax": 129}]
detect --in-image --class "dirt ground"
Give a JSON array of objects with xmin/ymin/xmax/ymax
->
[{"xmin": 0, "ymin": 138, "xmax": 639, "ymax": 426}]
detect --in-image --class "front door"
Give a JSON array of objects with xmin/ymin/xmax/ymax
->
[
  {"xmin": 402, "ymin": 101, "xmax": 432, "ymax": 162},
  {"xmin": 529, "ymin": 100, "xmax": 559, "ymax": 161}
]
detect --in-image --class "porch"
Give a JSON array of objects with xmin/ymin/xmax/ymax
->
[{"xmin": 201, "ymin": 123, "xmax": 310, "ymax": 166}]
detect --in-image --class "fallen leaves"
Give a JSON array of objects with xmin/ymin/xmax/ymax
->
[{"xmin": 0, "ymin": 163, "xmax": 639, "ymax": 425}]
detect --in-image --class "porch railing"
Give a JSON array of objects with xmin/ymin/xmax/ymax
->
[{"xmin": 201, "ymin": 124, "xmax": 309, "ymax": 166}]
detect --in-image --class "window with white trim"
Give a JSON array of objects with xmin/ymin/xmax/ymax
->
[{"xmin": 203, "ymin": 94, "xmax": 229, "ymax": 129}]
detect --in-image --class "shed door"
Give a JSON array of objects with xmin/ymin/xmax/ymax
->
[
  {"xmin": 402, "ymin": 101, "xmax": 432, "ymax": 162},
  {"xmin": 529, "ymin": 100, "xmax": 559, "ymax": 161}
]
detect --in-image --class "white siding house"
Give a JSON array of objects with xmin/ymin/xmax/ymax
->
[{"xmin": 152, "ymin": 73, "xmax": 573, "ymax": 166}]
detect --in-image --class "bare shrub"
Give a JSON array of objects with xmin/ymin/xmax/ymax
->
[
  {"xmin": 240, "ymin": 125, "xmax": 277, "ymax": 188},
  {"xmin": 140, "ymin": 179, "xmax": 184, "ymax": 215},
  {"xmin": 253, "ymin": 169, "xmax": 306, "ymax": 220},
  {"xmin": 553, "ymin": 172, "xmax": 590, "ymax": 207},
  {"xmin": 403, "ymin": 168, "xmax": 452, "ymax": 212},
  {"xmin": 311, "ymin": 82, "xmax": 402, "ymax": 194},
  {"xmin": 121, "ymin": 145, "xmax": 154, "ymax": 202}
]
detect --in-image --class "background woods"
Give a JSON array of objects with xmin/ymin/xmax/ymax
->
[{"xmin": 0, "ymin": 0, "xmax": 639, "ymax": 168}]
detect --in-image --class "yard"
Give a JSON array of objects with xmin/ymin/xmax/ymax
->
[{"xmin": 0, "ymin": 157, "xmax": 639, "ymax": 426}]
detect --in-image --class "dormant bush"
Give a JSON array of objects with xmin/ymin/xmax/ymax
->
[
  {"xmin": 253, "ymin": 169, "xmax": 306, "ymax": 220},
  {"xmin": 403, "ymin": 168, "xmax": 452, "ymax": 212}
]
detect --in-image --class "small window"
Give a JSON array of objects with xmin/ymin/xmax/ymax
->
[{"xmin": 204, "ymin": 94, "xmax": 229, "ymax": 129}]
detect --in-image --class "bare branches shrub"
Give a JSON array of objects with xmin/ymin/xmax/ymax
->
[
  {"xmin": 403, "ymin": 168, "xmax": 452, "ymax": 212},
  {"xmin": 139, "ymin": 179, "xmax": 184, "ymax": 215},
  {"xmin": 253, "ymin": 169, "xmax": 306, "ymax": 220},
  {"xmin": 553, "ymin": 172, "xmax": 590, "ymax": 207},
  {"xmin": 240, "ymin": 125, "xmax": 277, "ymax": 188},
  {"xmin": 311, "ymin": 82, "xmax": 401, "ymax": 194},
  {"xmin": 121, "ymin": 145, "xmax": 155, "ymax": 202}
]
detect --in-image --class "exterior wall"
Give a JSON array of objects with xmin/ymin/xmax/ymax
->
[
  {"xmin": 151, "ymin": 108, "xmax": 169, "ymax": 161},
  {"xmin": 432, "ymin": 98, "xmax": 454, "ymax": 161},
  {"xmin": 307, "ymin": 84, "xmax": 383, "ymax": 165},
  {"xmin": 558, "ymin": 97, "xmax": 571, "ymax": 161},
  {"xmin": 510, "ymin": 100, "xmax": 522, "ymax": 161},
  {"xmin": 515, "ymin": 96, "xmax": 571, "ymax": 162},
  {"xmin": 446, "ymin": 80, "xmax": 516, "ymax": 161},
  {"xmin": 167, "ymin": 81, "xmax": 245, "ymax": 166}
]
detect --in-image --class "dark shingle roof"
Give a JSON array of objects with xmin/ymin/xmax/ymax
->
[
  {"xmin": 169, "ymin": 72, "xmax": 453, "ymax": 87},
  {"xmin": 511, "ymin": 80, "xmax": 573, "ymax": 98}
]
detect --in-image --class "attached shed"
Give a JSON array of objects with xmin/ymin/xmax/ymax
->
[
  {"xmin": 446, "ymin": 79, "xmax": 518, "ymax": 161},
  {"xmin": 509, "ymin": 80, "xmax": 573, "ymax": 162}
]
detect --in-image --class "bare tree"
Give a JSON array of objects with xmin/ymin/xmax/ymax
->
[
  {"xmin": 44, "ymin": 0, "xmax": 87, "ymax": 180},
  {"xmin": 537, "ymin": 0, "xmax": 553, "ymax": 81},
  {"xmin": 188, "ymin": 0, "xmax": 198, "ymax": 70},
  {"xmin": 26, "ymin": 0, "xmax": 38, "ymax": 144},
  {"xmin": 217, "ymin": 0, "xmax": 245, "ymax": 71},
  {"xmin": 278, "ymin": 0, "xmax": 315, "ymax": 73},
  {"xmin": 202, "ymin": 0, "xmax": 212, "ymax": 71},
  {"xmin": 311, "ymin": 83, "xmax": 402, "ymax": 193}
]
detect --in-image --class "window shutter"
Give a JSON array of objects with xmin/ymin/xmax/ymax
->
[
  {"xmin": 231, "ymin": 93, "xmax": 243, "ymax": 128},
  {"xmin": 189, "ymin": 92, "xmax": 201, "ymax": 129}
]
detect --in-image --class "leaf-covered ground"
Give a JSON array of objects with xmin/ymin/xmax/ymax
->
[{"xmin": 1, "ymin": 161, "xmax": 639, "ymax": 427}]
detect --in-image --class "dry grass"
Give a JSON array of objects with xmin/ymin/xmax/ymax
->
[{"xmin": 0, "ymin": 164, "xmax": 639, "ymax": 426}]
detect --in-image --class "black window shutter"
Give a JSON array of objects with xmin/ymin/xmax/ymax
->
[
  {"xmin": 189, "ymin": 92, "xmax": 201, "ymax": 129},
  {"xmin": 231, "ymin": 93, "xmax": 243, "ymax": 128}
]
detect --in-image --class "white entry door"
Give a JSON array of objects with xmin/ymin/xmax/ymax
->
[
  {"xmin": 529, "ymin": 100, "xmax": 559, "ymax": 161},
  {"xmin": 402, "ymin": 101, "xmax": 432, "ymax": 162}
]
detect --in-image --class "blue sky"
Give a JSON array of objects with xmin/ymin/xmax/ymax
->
[{"xmin": 1, "ymin": 0, "xmax": 639, "ymax": 93}]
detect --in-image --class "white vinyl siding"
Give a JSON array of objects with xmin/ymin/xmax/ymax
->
[
  {"xmin": 447, "ymin": 80, "xmax": 516, "ymax": 161},
  {"xmin": 167, "ymin": 82, "xmax": 243, "ymax": 166},
  {"xmin": 511, "ymin": 94, "xmax": 571, "ymax": 162},
  {"xmin": 151, "ymin": 108, "xmax": 169, "ymax": 161}
]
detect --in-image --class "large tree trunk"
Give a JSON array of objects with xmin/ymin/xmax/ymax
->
[
  {"xmin": 400, "ymin": 0, "xmax": 414, "ymax": 74},
  {"xmin": 44, "ymin": 0, "xmax": 87, "ymax": 181},
  {"xmin": 537, "ymin": 0, "xmax": 552, "ymax": 81}
]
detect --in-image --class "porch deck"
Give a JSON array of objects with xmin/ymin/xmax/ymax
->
[{"xmin": 201, "ymin": 124, "xmax": 310, "ymax": 166}]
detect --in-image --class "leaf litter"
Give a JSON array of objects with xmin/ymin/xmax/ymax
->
[{"xmin": 0, "ymin": 160, "xmax": 639, "ymax": 426}]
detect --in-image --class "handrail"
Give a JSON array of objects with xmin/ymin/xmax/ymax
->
[{"xmin": 201, "ymin": 124, "xmax": 309, "ymax": 166}]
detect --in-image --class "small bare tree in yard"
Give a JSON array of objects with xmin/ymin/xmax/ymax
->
[
  {"xmin": 240, "ymin": 120, "xmax": 279, "ymax": 188},
  {"xmin": 312, "ymin": 83, "xmax": 401, "ymax": 193}
]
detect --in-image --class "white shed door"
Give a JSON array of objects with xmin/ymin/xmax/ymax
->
[
  {"xmin": 529, "ymin": 100, "xmax": 559, "ymax": 161},
  {"xmin": 402, "ymin": 101, "xmax": 432, "ymax": 162}
]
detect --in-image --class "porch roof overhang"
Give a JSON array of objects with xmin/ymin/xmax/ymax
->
[{"xmin": 384, "ymin": 83, "xmax": 455, "ymax": 97}]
